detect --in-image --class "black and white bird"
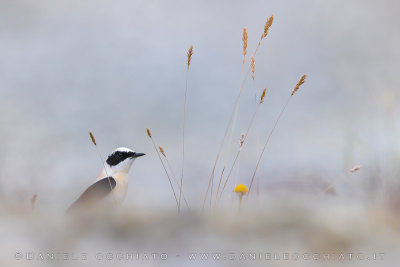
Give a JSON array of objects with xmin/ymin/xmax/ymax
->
[{"xmin": 67, "ymin": 147, "xmax": 145, "ymax": 212}]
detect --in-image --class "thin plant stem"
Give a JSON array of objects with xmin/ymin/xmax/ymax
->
[
  {"xmin": 210, "ymin": 169, "xmax": 213, "ymax": 208},
  {"xmin": 254, "ymin": 82, "xmax": 260, "ymax": 197},
  {"xmin": 248, "ymin": 73, "xmax": 306, "ymax": 196},
  {"xmin": 203, "ymin": 21, "xmax": 272, "ymax": 209},
  {"xmin": 164, "ymin": 156, "xmax": 190, "ymax": 209},
  {"xmin": 248, "ymin": 95, "xmax": 292, "ymax": 196},
  {"xmin": 179, "ymin": 69, "xmax": 189, "ymax": 212},
  {"xmin": 312, "ymin": 173, "xmax": 348, "ymax": 201},
  {"xmin": 202, "ymin": 49, "xmax": 255, "ymax": 210},
  {"xmin": 214, "ymin": 166, "xmax": 225, "ymax": 206},
  {"xmin": 219, "ymin": 104, "xmax": 260, "ymax": 200},
  {"xmin": 90, "ymin": 132, "xmax": 117, "ymax": 206},
  {"xmin": 150, "ymin": 137, "xmax": 179, "ymax": 209},
  {"xmin": 181, "ymin": 45, "xmax": 193, "ymax": 211},
  {"xmin": 223, "ymin": 62, "xmax": 245, "ymax": 166},
  {"xmin": 215, "ymin": 60, "xmax": 246, "ymax": 205}
]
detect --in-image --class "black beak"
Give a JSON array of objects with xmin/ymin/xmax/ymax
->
[{"xmin": 132, "ymin": 152, "xmax": 145, "ymax": 158}]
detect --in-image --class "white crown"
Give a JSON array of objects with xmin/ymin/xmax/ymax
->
[{"xmin": 113, "ymin": 147, "xmax": 134, "ymax": 153}]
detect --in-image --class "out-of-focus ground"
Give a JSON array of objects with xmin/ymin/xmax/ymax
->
[
  {"xmin": 1, "ymin": 0, "xmax": 400, "ymax": 266},
  {"xmin": 1, "ymin": 196, "xmax": 400, "ymax": 267}
]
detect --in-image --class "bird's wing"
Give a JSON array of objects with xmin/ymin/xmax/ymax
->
[{"xmin": 67, "ymin": 177, "xmax": 116, "ymax": 212}]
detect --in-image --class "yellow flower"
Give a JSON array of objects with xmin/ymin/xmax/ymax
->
[{"xmin": 234, "ymin": 184, "xmax": 248, "ymax": 195}]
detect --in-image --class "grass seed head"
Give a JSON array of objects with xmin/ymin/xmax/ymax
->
[
  {"xmin": 159, "ymin": 146, "xmax": 166, "ymax": 157},
  {"xmin": 350, "ymin": 165, "xmax": 361, "ymax": 173},
  {"xmin": 260, "ymin": 88, "xmax": 267, "ymax": 103},
  {"xmin": 243, "ymin": 27, "xmax": 248, "ymax": 63},
  {"xmin": 250, "ymin": 56, "xmax": 255, "ymax": 80},
  {"xmin": 89, "ymin": 131, "xmax": 96, "ymax": 146},
  {"xmin": 291, "ymin": 74, "xmax": 307, "ymax": 96},
  {"xmin": 261, "ymin": 15, "xmax": 274, "ymax": 40},
  {"xmin": 187, "ymin": 45, "xmax": 194, "ymax": 69},
  {"xmin": 146, "ymin": 128, "xmax": 152, "ymax": 138},
  {"xmin": 239, "ymin": 133, "xmax": 245, "ymax": 150}
]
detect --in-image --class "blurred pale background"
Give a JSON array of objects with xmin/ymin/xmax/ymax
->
[{"xmin": 0, "ymin": 0, "xmax": 399, "ymax": 211}]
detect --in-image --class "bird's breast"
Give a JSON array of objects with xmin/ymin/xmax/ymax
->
[
  {"xmin": 112, "ymin": 172, "xmax": 129, "ymax": 204},
  {"xmin": 98, "ymin": 172, "xmax": 129, "ymax": 207}
]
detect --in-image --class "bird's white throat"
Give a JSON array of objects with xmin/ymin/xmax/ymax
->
[{"xmin": 101, "ymin": 158, "xmax": 136, "ymax": 177}]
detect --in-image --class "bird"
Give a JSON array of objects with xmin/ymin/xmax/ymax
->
[{"xmin": 67, "ymin": 147, "xmax": 145, "ymax": 213}]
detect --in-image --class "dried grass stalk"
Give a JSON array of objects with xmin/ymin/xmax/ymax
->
[
  {"xmin": 181, "ymin": 45, "xmax": 194, "ymax": 212},
  {"xmin": 147, "ymin": 128, "xmax": 179, "ymax": 209},
  {"xmin": 204, "ymin": 17, "xmax": 275, "ymax": 209},
  {"xmin": 214, "ymin": 166, "xmax": 226, "ymax": 205},
  {"xmin": 248, "ymin": 75, "xmax": 307, "ymax": 196},
  {"xmin": 158, "ymin": 145, "xmax": 190, "ymax": 209},
  {"xmin": 218, "ymin": 88, "xmax": 268, "ymax": 201}
]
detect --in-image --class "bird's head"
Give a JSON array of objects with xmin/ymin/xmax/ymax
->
[{"xmin": 104, "ymin": 147, "xmax": 145, "ymax": 174}]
